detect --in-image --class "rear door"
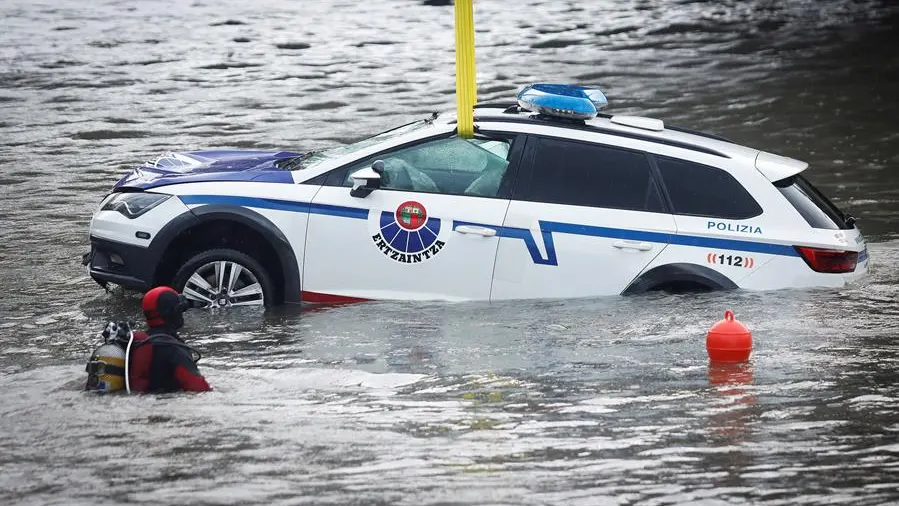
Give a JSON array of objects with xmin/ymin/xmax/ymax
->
[
  {"xmin": 647, "ymin": 155, "xmax": 774, "ymax": 287},
  {"xmin": 491, "ymin": 134, "xmax": 676, "ymax": 300},
  {"xmin": 302, "ymin": 132, "xmax": 525, "ymax": 302}
]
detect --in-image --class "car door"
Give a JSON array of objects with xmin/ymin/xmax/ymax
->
[
  {"xmin": 302, "ymin": 133, "xmax": 524, "ymax": 302},
  {"xmin": 491, "ymin": 134, "xmax": 677, "ymax": 300}
]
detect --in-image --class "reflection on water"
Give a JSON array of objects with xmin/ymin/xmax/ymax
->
[{"xmin": 1, "ymin": 0, "xmax": 898, "ymax": 504}]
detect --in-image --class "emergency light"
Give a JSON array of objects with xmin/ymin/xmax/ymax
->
[{"xmin": 517, "ymin": 84, "xmax": 609, "ymax": 120}]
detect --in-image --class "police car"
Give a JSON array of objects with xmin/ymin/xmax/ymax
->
[{"xmin": 83, "ymin": 84, "xmax": 868, "ymax": 307}]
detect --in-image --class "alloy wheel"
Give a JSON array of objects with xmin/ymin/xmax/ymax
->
[{"xmin": 181, "ymin": 260, "xmax": 264, "ymax": 308}]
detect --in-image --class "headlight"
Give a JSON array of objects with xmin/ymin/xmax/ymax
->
[{"xmin": 100, "ymin": 192, "xmax": 171, "ymax": 219}]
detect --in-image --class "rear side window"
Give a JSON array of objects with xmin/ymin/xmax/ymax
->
[
  {"xmin": 521, "ymin": 136, "xmax": 665, "ymax": 212},
  {"xmin": 656, "ymin": 156, "xmax": 762, "ymax": 219},
  {"xmin": 774, "ymin": 174, "xmax": 851, "ymax": 230}
]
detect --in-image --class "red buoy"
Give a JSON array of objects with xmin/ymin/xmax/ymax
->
[{"xmin": 706, "ymin": 310, "xmax": 752, "ymax": 363}]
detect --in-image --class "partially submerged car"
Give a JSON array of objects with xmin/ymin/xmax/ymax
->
[{"xmin": 83, "ymin": 84, "xmax": 868, "ymax": 307}]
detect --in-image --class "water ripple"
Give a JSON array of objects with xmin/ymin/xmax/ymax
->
[{"xmin": 1, "ymin": 0, "xmax": 898, "ymax": 504}]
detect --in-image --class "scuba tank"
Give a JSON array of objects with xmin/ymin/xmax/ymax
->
[
  {"xmin": 84, "ymin": 320, "xmax": 203, "ymax": 393},
  {"xmin": 85, "ymin": 321, "xmax": 132, "ymax": 393}
]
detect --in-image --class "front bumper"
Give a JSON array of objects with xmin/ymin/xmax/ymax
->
[{"xmin": 83, "ymin": 236, "xmax": 154, "ymax": 291}]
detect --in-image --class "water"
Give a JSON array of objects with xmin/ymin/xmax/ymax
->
[{"xmin": 1, "ymin": 0, "xmax": 898, "ymax": 504}]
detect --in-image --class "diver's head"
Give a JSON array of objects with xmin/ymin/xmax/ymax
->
[
  {"xmin": 85, "ymin": 343, "xmax": 126, "ymax": 393},
  {"xmin": 142, "ymin": 286, "xmax": 190, "ymax": 331}
]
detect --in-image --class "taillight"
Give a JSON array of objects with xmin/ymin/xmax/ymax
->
[{"xmin": 795, "ymin": 246, "xmax": 858, "ymax": 273}]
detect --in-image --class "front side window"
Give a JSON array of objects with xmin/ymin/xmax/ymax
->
[
  {"xmin": 656, "ymin": 156, "xmax": 762, "ymax": 219},
  {"xmin": 520, "ymin": 136, "xmax": 664, "ymax": 212},
  {"xmin": 331, "ymin": 136, "xmax": 514, "ymax": 198}
]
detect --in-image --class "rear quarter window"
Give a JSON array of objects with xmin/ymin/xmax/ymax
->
[
  {"xmin": 774, "ymin": 174, "xmax": 852, "ymax": 230},
  {"xmin": 655, "ymin": 156, "xmax": 762, "ymax": 219}
]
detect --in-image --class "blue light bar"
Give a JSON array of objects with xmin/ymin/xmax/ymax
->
[{"xmin": 517, "ymin": 84, "xmax": 609, "ymax": 120}]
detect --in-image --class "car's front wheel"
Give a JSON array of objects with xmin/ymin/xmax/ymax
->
[{"xmin": 172, "ymin": 248, "xmax": 273, "ymax": 308}]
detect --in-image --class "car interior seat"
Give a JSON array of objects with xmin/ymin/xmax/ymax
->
[{"xmin": 384, "ymin": 158, "xmax": 439, "ymax": 193}]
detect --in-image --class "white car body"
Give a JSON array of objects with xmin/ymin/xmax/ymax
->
[{"xmin": 85, "ymin": 102, "xmax": 869, "ymax": 306}]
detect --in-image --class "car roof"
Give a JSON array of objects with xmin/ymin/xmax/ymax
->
[{"xmin": 462, "ymin": 103, "xmax": 765, "ymax": 162}]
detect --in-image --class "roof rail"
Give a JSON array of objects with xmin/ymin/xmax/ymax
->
[
  {"xmin": 664, "ymin": 125, "xmax": 734, "ymax": 143},
  {"xmin": 473, "ymin": 102, "xmax": 518, "ymax": 109},
  {"xmin": 473, "ymin": 114, "xmax": 730, "ymax": 158},
  {"xmin": 472, "ymin": 104, "xmax": 733, "ymax": 152}
]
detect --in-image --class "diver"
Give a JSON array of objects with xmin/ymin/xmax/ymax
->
[{"xmin": 85, "ymin": 286, "xmax": 212, "ymax": 394}]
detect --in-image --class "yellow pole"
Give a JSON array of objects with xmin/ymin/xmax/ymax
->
[{"xmin": 454, "ymin": 0, "xmax": 476, "ymax": 138}]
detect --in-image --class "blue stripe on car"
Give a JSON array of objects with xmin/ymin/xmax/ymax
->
[
  {"xmin": 456, "ymin": 219, "xmax": 796, "ymax": 266},
  {"xmin": 180, "ymin": 195, "xmax": 801, "ymax": 265},
  {"xmin": 667, "ymin": 233, "xmax": 797, "ymax": 256},
  {"xmin": 180, "ymin": 194, "xmax": 311, "ymax": 213},
  {"xmin": 308, "ymin": 202, "xmax": 369, "ymax": 220}
]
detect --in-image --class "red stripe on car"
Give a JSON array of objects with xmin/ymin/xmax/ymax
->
[{"xmin": 301, "ymin": 291, "xmax": 370, "ymax": 304}]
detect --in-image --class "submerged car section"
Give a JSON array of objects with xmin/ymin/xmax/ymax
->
[
  {"xmin": 84, "ymin": 84, "xmax": 868, "ymax": 306},
  {"xmin": 158, "ymin": 180, "xmax": 319, "ymax": 306},
  {"xmin": 87, "ymin": 194, "xmax": 195, "ymax": 291}
]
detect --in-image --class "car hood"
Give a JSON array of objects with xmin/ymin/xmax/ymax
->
[{"xmin": 114, "ymin": 150, "xmax": 304, "ymax": 190}]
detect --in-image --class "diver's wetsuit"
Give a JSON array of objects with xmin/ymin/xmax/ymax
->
[{"xmin": 128, "ymin": 327, "xmax": 212, "ymax": 393}]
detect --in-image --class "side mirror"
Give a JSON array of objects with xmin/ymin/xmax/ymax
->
[{"xmin": 350, "ymin": 160, "xmax": 385, "ymax": 198}]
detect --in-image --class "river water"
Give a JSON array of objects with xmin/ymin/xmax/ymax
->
[{"xmin": 1, "ymin": 0, "xmax": 898, "ymax": 504}]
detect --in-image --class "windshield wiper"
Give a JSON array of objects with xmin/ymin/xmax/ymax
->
[{"xmin": 277, "ymin": 150, "xmax": 320, "ymax": 171}]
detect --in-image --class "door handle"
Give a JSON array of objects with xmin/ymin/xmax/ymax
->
[
  {"xmin": 612, "ymin": 240, "xmax": 653, "ymax": 251},
  {"xmin": 455, "ymin": 225, "xmax": 497, "ymax": 237}
]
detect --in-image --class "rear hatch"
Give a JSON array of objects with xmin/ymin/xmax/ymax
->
[{"xmin": 773, "ymin": 173, "xmax": 867, "ymax": 278}]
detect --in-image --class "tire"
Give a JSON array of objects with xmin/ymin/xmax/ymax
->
[
  {"xmin": 172, "ymin": 248, "xmax": 275, "ymax": 308},
  {"xmin": 621, "ymin": 263, "xmax": 737, "ymax": 295}
]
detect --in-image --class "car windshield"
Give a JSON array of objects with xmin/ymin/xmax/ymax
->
[{"xmin": 278, "ymin": 119, "xmax": 433, "ymax": 171}]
